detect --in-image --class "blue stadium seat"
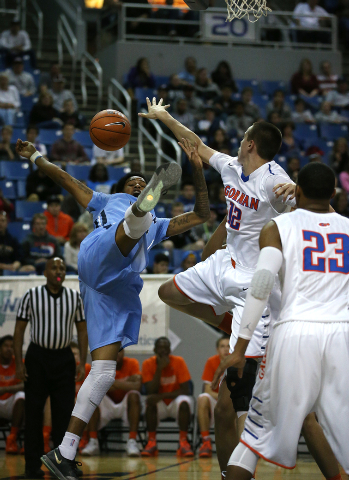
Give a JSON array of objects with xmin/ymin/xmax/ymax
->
[
  {"xmin": 154, "ymin": 203, "xmax": 167, "ymax": 218},
  {"xmin": 294, "ymin": 124, "xmax": 318, "ymax": 142},
  {"xmin": 38, "ymin": 129, "xmax": 62, "ymax": 146},
  {"xmin": 172, "ymin": 249, "xmax": 184, "ymax": 268},
  {"xmin": 85, "ymin": 147, "xmax": 93, "ymax": 161},
  {"xmin": 12, "ymin": 127, "xmax": 26, "ymax": 140},
  {"xmin": 20, "ymin": 95, "xmax": 37, "ymax": 115},
  {"xmin": 33, "ymin": 69, "xmax": 41, "ymax": 89},
  {"xmin": 284, "ymin": 95, "xmax": 297, "ymax": 109},
  {"xmin": 260, "ymin": 80, "xmax": 288, "ymax": 96},
  {"xmin": 302, "ymin": 95, "xmax": 322, "ymax": 112},
  {"xmin": 7, "ymin": 221, "xmax": 31, "ymax": 243},
  {"xmin": 300, "ymin": 157, "xmax": 310, "ymax": 168},
  {"xmin": 14, "ymin": 112, "xmax": 26, "ymax": 128},
  {"xmin": 0, "ymin": 180, "xmax": 16, "ymax": 199},
  {"xmin": 155, "ymin": 76, "xmax": 170, "ymax": 88},
  {"xmin": 147, "ymin": 248, "xmax": 168, "ymax": 268},
  {"xmin": 135, "ymin": 88, "xmax": 157, "ymax": 110},
  {"xmin": 319, "ymin": 123, "xmax": 349, "ymax": 140},
  {"xmin": 0, "ymin": 161, "xmax": 31, "ymax": 180},
  {"xmin": 66, "ymin": 164, "xmax": 91, "ymax": 180},
  {"xmin": 107, "ymin": 166, "xmax": 130, "ymax": 182},
  {"xmin": 235, "ymin": 80, "xmax": 259, "ymax": 95},
  {"xmin": 17, "ymin": 180, "xmax": 26, "ymax": 198},
  {"xmin": 251, "ymin": 94, "xmax": 269, "ymax": 118},
  {"xmin": 15, "ymin": 201, "xmax": 47, "ymax": 221},
  {"xmin": 74, "ymin": 131, "xmax": 93, "ymax": 148},
  {"xmin": 274, "ymin": 155, "xmax": 287, "ymax": 167},
  {"xmin": 304, "ymin": 138, "xmax": 334, "ymax": 159}
]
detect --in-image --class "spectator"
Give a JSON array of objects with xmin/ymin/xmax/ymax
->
[
  {"xmin": 293, "ymin": 0, "xmax": 330, "ymax": 43},
  {"xmin": 0, "ymin": 18, "xmax": 36, "ymax": 67},
  {"xmin": 291, "ymin": 98, "xmax": 315, "ymax": 123},
  {"xmin": 148, "ymin": 252, "xmax": 170, "ymax": 274},
  {"xmin": 28, "ymin": 92, "xmax": 61, "ymax": 128},
  {"xmin": 0, "ymin": 187, "xmax": 14, "ymax": 219},
  {"xmin": 266, "ymin": 90, "xmax": 292, "ymax": 121},
  {"xmin": 19, "ymin": 125, "xmax": 47, "ymax": 159},
  {"xmin": 291, "ymin": 58, "xmax": 320, "ymax": 97},
  {"xmin": 86, "ymin": 164, "xmax": 115, "ymax": 194},
  {"xmin": 197, "ymin": 336, "xmax": 230, "ymax": 458},
  {"xmin": 156, "ymin": 84, "xmax": 170, "ymax": 110},
  {"xmin": 40, "ymin": 64, "xmax": 61, "ymax": 91},
  {"xmin": 173, "ymin": 250, "xmax": 197, "ymax": 274},
  {"xmin": 332, "ymin": 190, "xmax": 349, "ymax": 217},
  {"xmin": 168, "ymin": 74, "xmax": 184, "ymax": 104},
  {"xmin": 339, "ymin": 160, "xmax": 349, "ymax": 193},
  {"xmin": 44, "ymin": 195, "xmax": 74, "ymax": 245},
  {"xmin": 195, "ymin": 68, "xmax": 220, "ymax": 103},
  {"xmin": 338, "ymin": 0, "xmax": 349, "ymax": 46},
  {"xmin": 193, "ymin": 207, "xmax": 220, "ymax": 243},
  {"xmin": 0, "ymin": 211, "xmax": 21, "ymax": 274},
  {"xmin": 178, "ymin": 57, "xmax": 197, "ymax": 84},
  {"xmin": 213, "ymin": 84, "xmax": 236, "ymax": 117},
  {"xmin": 162, "ymin": 202, "xmax": 204, "ymax": 251},
  {"xmin": 141, "ymin": 337, "xmax": 194, "ymax": 457},
  {"xmin": 21, "ymin": 213, "xmax": 61, "ymax": 274},
  {"xmin": 197, "ymin": 107, "xmax": 226, "ymax": 144},
  {"xmin": 314, "ymin": 100, "xmax": 349, "ymax": 123},
  {"xmin": 309, "ymin": 151, "xmax": 323, "ymax": 163},
  {"xmin": 329, "ymin": 137, "xmax": 349, "ymax": 172},
  {"xmin": 5, "ymin": 57, "xmax": 35, "ymax": 97},
  {"xmin": 176, "ymin": 181, "xmax": 196, "ymax": 212},
  {"xmin": 0, "ymin": 335, "xmax": 25, "ymax": 454},
  {"xmin": 267, "ymin": 110, "xmax": 283, "ymax": 128},
  {"xmin": 172, "ymin": 99, "xmax": 195, "ymax": 131},
  {"xmin": 211, "ymin": 61, "xmax": 238, "ymax": 91},
  {"xmin": 91, "ymin": 144, "xmax": 124, "ymax": 166},
  {"xmin": 63, "ymin": 222, "xmax": 88, "ymax": 273},
  {"xmin": 49, "ymin": 75, "xmax": 78, "ymax": 112},
  {"xmin": 287, "ymin": 156, "xmax": 301, "ymax": 182},
  {"xmin": 279, "ymin": 122, "xmax": 302, "ymax": 156},
  {"xmin": 241, "ymin": 87, "xmax": 261, "ymax": 122},
  {"xmin": 26, "ymin": 168, "xmax": 62, "ymax": 201},
  {"xmin": 0, "ymin": 73, "xmax": 20, "ymax": 125},
  {"xmin": 82, "ymin": 349, "xmax": 142, "ymax": 457},
  {"xmin": 210, "ymin": 184, "xmax": 227, "ymax": 221},
  {"xmin": 50, "ymin": 124, "xmax": 89, "ymax": 164},
  {"xmin": 59, "ymin": 99, "xmax": 85, "ymax": 130},
  {"xmin": 182, "ymin": 84, "xmax": 204, "ymax": 118},
  {"xmin": 209, "ymin": 128, "xmax": 230, "ymax": 152},
  {"xmin": 126, "ymin": 58, "xmax": 155, "ymax": 93},
  {"xmin": 0, "ymin": 125, "xmax": 18, "ymax": 160},
  {"xmin": 226, "ymin": 102, "xmax": 254, "ymax": 138},
  {"xmin": 326, "ymin": 77, "xmax": 349, "ymax": 108},
  {"xmin": 317, "ymin": 61, "xmax": 339, "ymax": 95}
]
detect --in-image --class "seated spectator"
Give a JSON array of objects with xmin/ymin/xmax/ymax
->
[
  {"xmin": 28, "ymin": 92, "xmax": 61, "ymax": 128},
  {"xmin": 43, "ymin": 195, "xmax": 74, "ymax": 245},
  {"xmin": 178, "ymin": 57, "xmax": 197, "ymax": 85},
  {"xmin": 314, "ymin": 100, "xmax": 349, "ymax": 123},
  {"xmin": 291, "ymin": 98, "xmax": 315, "ymax": 123},
  {"xmin": 241, "ymin": 87, "xmax": 261, "ymax": 122},
  {"xmin": 172, "ymin": 99, "xmax": 195, "ymax": 131},
  {"xmin": 226, "ymin": 102, "xmax": 254, "ymax": 138},
  {"xmin": 91, "ymin": 144, "xmax": 124, "ymax": 166},
  {"xmin": 211, "ymin": 61, "xmax": 238, "ymax": 92},
  {"xmin": 293, "ymin": 0, "xmax": 330, "ymax": 44},
  {"xmin": 26, "ymin": 168, "xmax": 62, "ymax": 202},
  {"xmin": 19, "ymin": 125, "xmax": 47, "ymax": 159},
  {"xmin": 162, "ymin": 202, "xmax": 204, "ymax": 251},
  {"xmin": 5, "ymin": 57, "xmax": 35, "ymax": 97},
  {"xmin": 0, "ymin": 211, "xmax": 21, "ymax": 274},
  {"xmin": 173, "ymin": 250, "xmax": 197, "ymax": 274},
  {"xmin": 21, "ymin": 213, "xmax": 61, "ymax": 274},
  {"xmin": 279, "ymin": 122, "xmax": 303, "ymax": 156},
  {"xmin": 329, "ymin": 137, "xmax": 349, "ymax": 172},
  {"xmin": 175, "ymin": 181, "xmax": 196, "ymax": 212},
  {"xmin": 317, "ymin": 60, "xmax": 338, "ymax": 95},
  {"xmin": 126, "ymin": 58, "xmax": 155, "ymax": 94},
  {"xmin": 82, "ymin": 349, "xmax": 142, "ymax": 457},
  {"xmin": 267, "ymin": 110, "xmax": 283, "ymax": 128},
  {"xmin": 197, "ymin": 336, "xmax": 230, "ymax": 458},
  {"xmin": 196, "ymin": 106, "xmax": 225, "ymax": 144},
  {"xmin": 49, "ymin": 75, "xmax": 78, "ymax": 112},
  {"xmin": 193, "ymin": 207, "xmax": 220, "ymax": 243},
  {"xmin": 156, "ymin": 84, "xmax": 170, "ymax": 110},
  {"xmin": 0, "ymin": 73, "xmax": 20, "ymax": 125},
  {"xmin": 287, "ymin": 156, "xmax": 301, "ymax": 182},
  {"xmin": 326, "ymin": 77, "xmax": 349, "ymax": 108},
  {"xmin": 59, "ymin": 99, "xmax": 85, "ymax": 130},
  {"xmin": 50, "ymin": 124, "xmax": 89, "ymax": 164},
  {"xmin": 195, "ymin": 68, "xmax": 220, "ymax": 103},
  {"xmin": 141, "ymin": 337, "xmax": 194, "ymax": 457},
  {"xmin": 213, "ymin": 84, "xmax": 236, "ymax": 118},
  {"xmin": 291, "ymin": 58, "xmax": 320, "ymax": 97},
  {"xmin": 266, "ymin": 90, "xmax": 292, "ymax": 121},
  {"xmin": 339, "ymin": 159, "xmax": 349, "ymax": 193},
  {"xmin": 39, "ymin": 63, "xmax": 61, "ymax": 91},
  {"xmin": 0, "ymin": 335, "xmax": 25, "ymax": 454},
  {"xmin": 0, "ymin": 188, "xmax": 14, "ymax": 219},
  {"xmin": 309, "ymin": 151, "xmax": 324, "ymax": 163},
  {"xmin": 209, "ymin": 128, "xmax": 230, "ymax": 152},
  {"xmin": 86, "ymin": 164, "xmax": 115, "ymax": 194},
  {"xmin": 332, "ymin": 190, "xmax": 349, "ymax": 217},
  {"xmin": 0, "ymin": 18, "xmax": 36, "ymax": 67},
  {"xmin": 148, "ymin": 252, "xmax": 170, "ymax": 274},
  {"xmin": 168, "ymin": 74, "xmax": 184, "ymax": 104},
  {"xmin": 0, "ymin": 125, "xmax": 18, "ymax": 160},
  {"xmin": 63, "ymin": 223, "xmax": 88, "ymax": 273},
  {"xmin": 182, "ymin": 84, "xmax": 204, "ymax": 118},
  {"xmin": 211, "ymin": 184, "xmax": 227, "ymax": 221}
]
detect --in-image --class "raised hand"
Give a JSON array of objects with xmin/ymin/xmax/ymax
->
[
  {"xmin": 179, "ymin": 138, "xmax": 203, "ymax": 169},
  {"xmin": 138, "ymin": 97, "xmax": 170, "ymax": 119},
  {"xmin": 273, "ymin": 182, "xmax": 296, "ymax": 202},
  {"xmin": 211, "ymin": 351, "xmax": 246, "ymax": 391},
  {"xmin": 15, "ymin": 139, "xmax": 36, "ymax": 159}
]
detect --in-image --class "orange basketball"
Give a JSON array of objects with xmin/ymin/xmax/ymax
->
[{"xmin": 89, "ymin": 109, "xmax": 131, "ymax": 151}]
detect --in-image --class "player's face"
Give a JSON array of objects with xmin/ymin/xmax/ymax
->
[
  {"xmin": 0, "ymin": 340, "xmax": 13, "ymax": 361},
  {"xmin": 155, "ymin": 339, "xmax": 171, "ymax": 357},
  {"xmin": 124, "ymin": 177, "xmax": 146, "ymax": 197},
  {"xmin": 217, "ymin": 339, "xmax": 230, "ymax": 360},
  {"xmin": 237, "ymin": 130, "xmax": 251, "ymax": 164}
]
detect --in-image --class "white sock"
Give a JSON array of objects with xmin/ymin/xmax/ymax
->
[{"xmin": 59, "ymin": 432, "xmax": 80, "ymax": 460}]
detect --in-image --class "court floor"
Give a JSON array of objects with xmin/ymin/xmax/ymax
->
[{"xmin": 0, "ymin": 453, "xmax": 348, "ymax": 480}]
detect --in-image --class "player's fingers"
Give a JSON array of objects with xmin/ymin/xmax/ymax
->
[
  {"xmin": 178, "ymin": 142, "xmax": 188, "ymax": 155},
  {"xmin": 273, "ymin": 183, "xmax": 286, "ymax": 192},
  {"xmin": 146, "ymin": 97, "xmax": 151, "ymax": 108},
  {"xmin": 158, "ymin": 98, "xmax": 163, "ymax": 106},
  {"xmin": 152, "ymin": 97, "xmax": 156, "ymax": 106},
  {"xmin": 274, "ymin": 186, "xmax": 287, "ymax": 197},
  {"xmin": 164, "ymin": 104, "xmax": 171, "ymax": 110}
]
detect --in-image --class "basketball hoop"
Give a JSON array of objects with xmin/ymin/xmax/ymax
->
[{"xmin": 225, "ymin": 0, "xmax": 271, "ymax": 22}]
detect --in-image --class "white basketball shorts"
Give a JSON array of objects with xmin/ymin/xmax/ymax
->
[
  {"xmin": 156, "ymin": 395, "xmax": 194, "ymax": 425},
  {"xmin": 98, "ymin": 391, "xmax": 143, "ymax": 430},
  {"xmin": 0, "ymin": 391, "xmax": 25, "ymax": 420},
  {"xmin": 239, "ymin": 321, "xmax": 349, "ymax": 473}
]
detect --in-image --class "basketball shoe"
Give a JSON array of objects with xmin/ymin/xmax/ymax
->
[
  {"xmin": 141, "ymin": 439, "xmax": 158, "ymax": 457},
  {"xmin": 177, "ymin": 439, "xmax": 194, "ymax": 457},
  {"xmin": 41, "ymin": 448, "xmax": 80, "ymax": 480},
  {"xmin": 199, "ymin": 438, "xmax": 212, "ymax": 458},
  {"xmin": 5, "ymin": 433, "xmax": 18, "ymax": 454}
]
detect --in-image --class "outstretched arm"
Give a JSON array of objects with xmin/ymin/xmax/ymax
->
[
  {"xmin": 16, "ymin": 140, "xmax": 93, "ymax": 208},
  {"xmin": 139, "ymin": 98, "xmax": 216, "ymax": 164}
]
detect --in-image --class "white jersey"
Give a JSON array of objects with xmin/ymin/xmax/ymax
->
[
  {"xmin": 210, "ymin": 153, "xmax": 295, "ymax": 270},
  {"xmin": 273, "ymin": 209, "xmax": 349, "ymax": 325}
]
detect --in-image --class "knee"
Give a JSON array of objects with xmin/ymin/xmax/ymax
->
[
  {"xmin": 197, "ymin": 394, "xmax": 210, "ymax": 410},
  {"xmin": 179, "ymin": 401, "xmax": 190, "ymax": 414},
  {"xmin": 128, "ymin": 392, "xmax": 140, "ymax": 407}
]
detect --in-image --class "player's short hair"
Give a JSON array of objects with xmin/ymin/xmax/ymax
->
[
  {"xmin": 297, "ymin": 163, "xmax": 335, "ymax": 200},
  {"xmin": 0, "ymin": 335, "xmax": 13, "ymax": 348},
  {"xmin": 154, "ymin": 336, "xmax": 171, "ymax": 348},
  {"xmin": 154, "ymin": 253, "xmax": 169, "ymax": 264},
  {"xmin": 246, "ymin": 121, "xmax": 282, "ymax": 161},
  {"xmin": 112, "ymin": 172, "xmax": 147, "ymax": 194},
  {"xmin": 216, "ymin": 335, "xmax": 229, "ymax": 349}
]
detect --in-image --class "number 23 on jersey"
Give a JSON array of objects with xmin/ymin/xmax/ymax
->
[{"xmin": 303, "ymin": 230, "xmax": 349, "ymax": 274}]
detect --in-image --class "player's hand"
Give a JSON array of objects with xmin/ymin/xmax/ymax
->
[
  {"xmin": 179, "ymin": 138, "xmax": 203, "ymax": 168},
  {"xmin": 75, "ymin": 363, "xmax": 86, "ymax": 382},
  {"xmin": 138, "ymin": 97, "xmax": 170, "ymax": 119},
  {"xmin": 211, "ymin": 352, "xmax": 246, "ymax": 390},
  {"xmin": 16, "ymin": 363, "xmax": 28, "ymax": 382},
  {"xmin": 146, "ymin": 394, "xmax": 163, "ymax": 406},
  {"xmin": 273, "ymin": 182, "xmax": 296, "ymax": 202},
  {"xmin": 15, "ymin": 139, "xmax": 36, "ymax": 159},
  {"xmin": 157, "ymin": 355, "xmax": 170, "ymax": 370}
]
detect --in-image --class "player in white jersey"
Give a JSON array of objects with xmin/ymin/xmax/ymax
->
[{"xmin": 213, "ymin": 162, "xmax": 349, "ymax": 476}]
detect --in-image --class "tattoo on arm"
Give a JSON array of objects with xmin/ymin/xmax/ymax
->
[{"xmin": 192, "ymin": 165, "xmax": 210, "ymax": 220}]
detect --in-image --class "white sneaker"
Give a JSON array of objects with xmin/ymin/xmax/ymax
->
[
  {"xmin": 126, "ymin": 438, "xmax": 140, "ymax": 457},
  {"xmin": 81, "ymin": 438, "xmax": 100, "ymax": 456}
]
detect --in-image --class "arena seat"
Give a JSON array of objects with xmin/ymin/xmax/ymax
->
[
  {"xmin": 20, "ymin": 95, "xmax": 37, "ymax": 116},
  {"xmin": 66, "ymin": 164, "xmax": 91, "ymax": 180},
  {"xmin": 0, "ymin": 180, "xmax": 17, "ymax": 199},
  {"xmin": 0, "ymin": 161, "xmax": 31, "ymax": 181},
  {"xmin": 260, "ymin": 80, "xmax": 288, "ymax": 96},
  {"xmin": 319, "ymin": 123, "xmax": 349, "ymax": 141},
  {"xmin": 155, "ymin": 75, "xmax": 170, "ymax": 88},
  {"xmin": 7, "ymin": 222, "xmax": 31, "ymax": 243},
  {"xmin": 135, "ymin": 88, "xmax": 157, "ymax": 110},
  {"xmin": 38, "ymin": 129, "xmax": 62, "ymax": 146},
  {"xmin": 251, "ymin": 94, "xmax": 269, "ymax": 118},
  {"xmin": 107, "ymin": 166, "xmax": 130, "ymax": 182},
  {"xmin": 294, "ymin": 124, "xmax": 318, "ymax": 142},
  {"xmin": 74, "ymin": 131, "xmax": 93, "ymax": 148},
  {"xmin": 15, "ymin": 201, "xmax": 47, "ymax": 221},
  {"xmin": 16, "ymin": 180, "xmax": 27, "ymax": 199},
  {"xmin": 235, "ymin": 79, "xmax": 259, "ymax": 95}
]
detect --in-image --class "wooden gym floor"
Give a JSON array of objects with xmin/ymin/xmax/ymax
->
[{"xmin": 0, "ymin": 453, "xmax": 348, "ymax": 480}]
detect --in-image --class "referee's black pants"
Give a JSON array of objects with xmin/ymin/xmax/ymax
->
[{"xmin": 24, "ymin": 342, "xmax": 75, "ymax": 472}]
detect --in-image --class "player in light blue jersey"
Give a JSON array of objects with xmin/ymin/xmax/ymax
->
[{"xmin": 16, "ymin": 137, "xmax": 210, "ymax": 479}]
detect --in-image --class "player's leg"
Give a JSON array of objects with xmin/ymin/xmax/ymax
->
[
  {"xmin": 141, "ymin": 398, "xmax": 162, "ymax": 457},
  {"xmin": 197, "ymin": 394, "xmax": 214, "ymax": 458},
  {"xmin": 125, "ymin": 392, "xmax": 142, "ymax": 457},
  {"xmin": 173, "ymin": 396, "xmax": 194, "ymax": 457},
  {"xmin": 5, "ymin": 393, "xmax": 25, "ymax": 454},
  {"xmin": 81, "ymin": 409, "xmax": 100, "ymax": 456},
  {"xmin": 226, "ymin": 444, "xmax": 259, "ymax": 480}
]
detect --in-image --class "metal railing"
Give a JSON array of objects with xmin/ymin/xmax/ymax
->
[
  {"xmin": 16, "ymin": 0, "xmax": 43, "ymax": 58},
  {"xmin": 81, "ymin": 51, "xmax": 103, "ymax": 111},
  {"xmin": 107, "ymin": 78, "xmax": 132, "ymax": 155},
  {"xmin": 57, "ymin": 13, "xmax": 77, "ymax": 90}
]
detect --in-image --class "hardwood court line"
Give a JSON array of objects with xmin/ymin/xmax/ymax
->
[{"xmin": 127, "ymin": 458, "xmax": 196, "ymax": 480}]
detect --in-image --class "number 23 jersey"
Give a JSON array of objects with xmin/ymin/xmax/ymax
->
[{"xmin": 210, "ymin": 152, "xmax": 296, "ymax": 270}]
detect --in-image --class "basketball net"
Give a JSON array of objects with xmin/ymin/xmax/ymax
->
[{"xmin": 225, "ymin": 0, "xmax": 271, "ymax": 22}]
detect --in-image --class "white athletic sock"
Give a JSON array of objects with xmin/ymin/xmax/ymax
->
[
  {"xmin": 59, "ymin": 432, "xmax": 80, "ymax": 460},
  {"xmin": 123, "ymin": 206, "xmax": 152, "ymax": 239}
]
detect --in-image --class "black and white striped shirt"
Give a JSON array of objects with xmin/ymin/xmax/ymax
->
[{"xmin": 16, "ymin": 285, "xmax": 85, "ymax": 350}]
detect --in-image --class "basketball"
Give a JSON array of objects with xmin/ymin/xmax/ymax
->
[{"xmin": 89, "ymin": 109, "xmax": 131, "ymax": 151}]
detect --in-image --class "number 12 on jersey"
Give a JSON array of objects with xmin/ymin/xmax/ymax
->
[
  {"xmin": 303, "ymin": 230, "xmax": 349, "ymax": 274},
  {"xmin": 228, "ymin": 203, "xmax": 242, "ymax": 230}
]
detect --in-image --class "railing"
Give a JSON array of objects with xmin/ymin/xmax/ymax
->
[
  {"xmin": 57, "ymin": 13, "xmax": 77, "ymax": 90},
  {"xmin": 17, "ymin": 0, "xmax": 43, "ymax": 58},
  {"xmin": 107, "ymin": 78, "xmax": 132, "ymax": 155},
  {"xmin": 81, "ymin": 51, "xmax": 103, "ymax": 111}
]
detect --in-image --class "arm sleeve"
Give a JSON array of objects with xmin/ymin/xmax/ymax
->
[
  {"xmin": 154, "ymin": 217, "xmax": 171, "ymax": 244},
  {"xmin": 265, "ymin": 174, "xmax": 296, "ymax": 213},
  {"xmin": 202, "ymin": 358, "xmax": 214, "ymax": 383},
  {"xmin": 16, "ymin": 291, "xmax": 31, "ymax": 321},
  {"xmin": 86, "ymin": 191, "xmax": 110, "ymax": 214},
  {"xmin": 177, "ymin": 358, "xmax": 191, "ymax": 384},
  {"xmin": 209, "ymin": 151, "xmax": 235, "ymax": 174},
  {"xmin": 75, "ymin": 294, "xmax": 86, "ymax": 322}
]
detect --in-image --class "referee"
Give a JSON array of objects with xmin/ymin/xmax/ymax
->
[{"xmin": 13, "ymin": 257, "xmax": 88, "ymax": 478}]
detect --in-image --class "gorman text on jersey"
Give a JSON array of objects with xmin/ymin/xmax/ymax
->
[{"xmin": 224, "ymin": 185, "xmax": 260, "ymax": 211}]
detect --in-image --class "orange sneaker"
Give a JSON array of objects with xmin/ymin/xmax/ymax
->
[
  {"xmin": 6, "ymin": 434, "xmax": 18, "ymax": 454},
  {"xmin": 79, "ymin": 433, "xmax": 89, "ymax": 452},
  {"xmin": 19, "ymin": 445, "xmax": 25, "ymax": 455},
  {"xmin": 141, "ymin": 440, "xmax": 158, "ymax": 457},
  {"xmin": 199, "ymin": 439, "xmax": 212, "ymax": 458},
  {"xmin": 177, "ymin": 439, "xmax": 194, "ymax": 457}
]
